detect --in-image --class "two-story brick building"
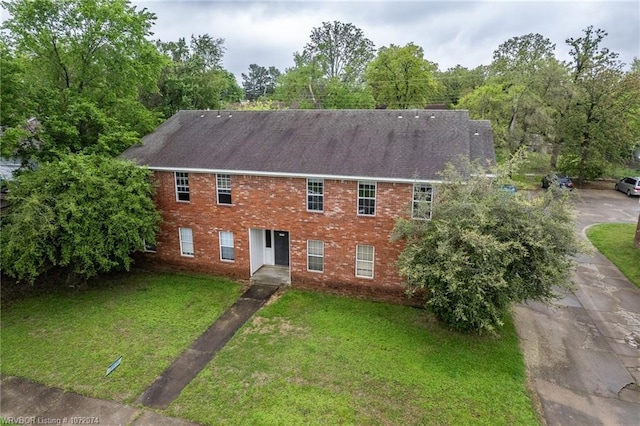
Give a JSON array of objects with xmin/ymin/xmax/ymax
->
[{"xmin": 121, "ymin": 109, "xmax": 494, "ymax": 298}]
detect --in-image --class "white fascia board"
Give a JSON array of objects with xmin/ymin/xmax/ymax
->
[{"xmin": 148, "ymin": 166, "xmax": 443, "ymax": 185}]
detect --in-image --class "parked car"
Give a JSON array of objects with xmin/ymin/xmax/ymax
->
[
  {"xmin": 614, "ymin": 177, "xmax": 640, "ymax": 196},
  {"xmin": 541, "ymin": 174, "xmax": 574, "ymax": 190},
  {"xmin": 500, "ymin": 184, "xmax": 517, "ymax": 194}
]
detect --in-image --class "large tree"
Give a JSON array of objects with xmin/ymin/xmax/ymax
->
[
  {"xmin": 365, "ymin": 43, "xmax": 442, "ymax": 109},
  {"xmin": 1, "ymin": 0, "xmax": 164, "ymax": 159},
  {"xmin": 459, "ymin": 33, "xmax": 567, "ymax": 154},
  {"xmin": 393, "ymin": 156, "xmax": 583, "ymax": 334},
  {"xmin": 145, "ymin": 35, "xmax": 242, "ymax": 117},
  {"xmin": 302, "ymin": 21, "xmax": 375, "ymax": 84},
  {"xmin": 1, "ymin": 154, "xmax": 161, "ymax": 284},
  {"xmin": 241, "ymin": 64, "xmax": 281, "ymax": 101},
  {"xmin": 557, "ymin": 27, "xmax": 637, "ymax": 182},
  {"xmin": 436, "ymin": 65, "xmax": 487, "ymax": 107},
  {"xmin": 274, "ymin": 52, "xmax": 374, "ymax": 109}
]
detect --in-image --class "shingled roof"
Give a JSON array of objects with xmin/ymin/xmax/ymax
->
[{"xmin": 121, "ymin": 109, "xmax": 494, "ymax": 182}]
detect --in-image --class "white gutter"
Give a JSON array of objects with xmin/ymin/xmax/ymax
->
[{"xmin": 147, "ymin": 166, "xmax": 444, "ymax": 185}]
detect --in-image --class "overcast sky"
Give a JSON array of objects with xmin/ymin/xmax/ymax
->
[{"xmin": 132, "ymin": 1, "xmax": 638, "ymax": 80}]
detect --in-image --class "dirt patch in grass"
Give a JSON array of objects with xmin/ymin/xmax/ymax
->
[{"xmin": 242, "ymin": 316, "xmax": 308, "ymax": 337}]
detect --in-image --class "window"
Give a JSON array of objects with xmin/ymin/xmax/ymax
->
[
  {"xmin": 175, "ymin": 172, "xmax": 190, "ymax": 202},
  {"xmin": 217, "ymin": 174, "xmax": 232, "ymax": 204},
  {"xmin": 265, "ymin": 229, "xmax": 272, "ymax": 248},
  {"xmin": 412, "ymin": 184, "xmax": 433, "ymax": 219},
  {"xmin": 358, "ymin": 182, "xmax": 376, "ymax": 216},
  {"xmin": 219, "ymin": 231, "xmax": 235, "ymax": 261},
  {"xmin": 307, "ymin": 178, "xmax": 324, "ymax": 212},
  {"xmin": 356, "ymin": 245, "xmax": 374, "ymax": 278},
  {"xmin": 307, "ymin": 240, "xmax": 324, "ymax": 272},
  {"xmin": 179, "ymin": 227, "xmax": 194, "ymax": 256},
  {"xmin": 143, "ymin": 241, "xmax": 157, "ymax": 253}
]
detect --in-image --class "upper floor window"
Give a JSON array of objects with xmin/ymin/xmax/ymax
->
[
  {"xmin": 219, "ymin": 231, "xmax": 235, "ymax": 261},
  {"xmin": 217, "ymin": 174, "xmax": 232, "ymax": 204},
  {"xmin": 357, "ymin": 181, "xmax": 376, "ymax": 216},
  {"xmin": 356, "ymin": 245, "xmax": 374, "ymax": 278},
  {"xmin": 307, "ymin": 178, "xmax": 324, "ymax": 212},
  {"xmin": 307, "ymin": 240, "xmax": 324, "ymax": 272},
  {"xmin": 412, "ymin": 184, "xmax": 433, "ymax": 220},
  {"xmin": 179, "ymin": 227, "xmax": 194, "ymax": 257},
  {"xmin": 175, "ymin": 172, "xmax": 190, "ymax": 202}
]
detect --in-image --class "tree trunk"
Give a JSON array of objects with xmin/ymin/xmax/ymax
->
[
  {"xmin": 635, "ymin": 212, "xmax": 640, "ymax": 248},
  {"xmin": 550, "ymin": 142, "xmax": 561, "ymax": 170}
]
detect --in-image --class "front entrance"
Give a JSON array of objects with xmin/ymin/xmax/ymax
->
[
  {"xmin": 274, "ymin": 230, "xmax": 289, "ymax": 266},
  {"xmin": 249, "ymin": 228, "xmax": 290, "ymax": 280}
]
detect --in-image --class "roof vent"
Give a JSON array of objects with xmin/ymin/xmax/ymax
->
[
  {"xmin": 398, "ymin": 113, "xmax": 403, "ymax": 119},
  {"xmin": 474, "ymin": 129, "xmax": 479, "ymax": 136},
  {"xmin": 228, "ymin": 112, "xmax": 233, "ymax": 118},
  {"xmin": 216, "ymin": 111, "xmax": 221, "ymax": 118},
  {"xmin": 430, "ymin": 113, "xmax": 435, "ymax": 119}
]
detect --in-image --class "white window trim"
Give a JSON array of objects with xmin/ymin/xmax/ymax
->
[
  {"xmin": 412, "ymin": 183, "xmax": 433, "ymax": 220},
  {"xmin": 307, "ymin": 240, "xmax": 324, "ymax": 272},
  {"xmin": 143, "ymin": 240, "xmax": 157, "ymax": 253},
  {"xmin": 357, "ymin": 181, "xmax": 377, "ymax": 217},
  {"xmin": 306, "ymin": 178, "xmax": 324, "ymax": 212},
  {"xmin": 216, "ymin": 174, "xmax": 232, "ymax": 205},
  {"xmin": 355, "ymin": 245, "xmax": 374, "ymax": 279},
  {"xmin": 179, "ymin": 227, "xmax": 194, "ymax": 257},
  {"xmin": 175, "ymin": 172, "xmax": 190, "ymax": 203},
  {"xmin": 219, "ymin": 231, "xmax": 235, "ymax": 262}
]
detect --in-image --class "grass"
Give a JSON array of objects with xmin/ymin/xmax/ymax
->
[
  {"xmin": 168, "ymin": 290, "xmax": 538, "ymax": 425},
  {"xmin": 0, "ymin": 272, "xmax": 242, "ymax": 403},
  {"xmin": 586, "ymin": 223, "xmax": 640, "ymax": 288}
]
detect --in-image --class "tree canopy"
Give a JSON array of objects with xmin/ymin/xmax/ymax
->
[
  {"xmin": 365, "ymin": 43, "xmax": 442, "ymax": 109},
  {"xmin": 302, "ymin": 21, "xmax": 375, "ymax": 84},
  {"xmin": 1, "ymin": 0, "xmax": 165, "ymax": 159},
  {"xmin": 144, "ymin": 35, "xmax": 242, "ymax": 117},
  {"xmin": 1, "ymin": 154, "xmax": 161, "ymax": 285},
  {"xmin": 393, "ymin": 156, "xmax": 584, "ymax": 334},
  {"xmin": 242, "ymin": 64, "xmax": 281, "ymax": 101}
]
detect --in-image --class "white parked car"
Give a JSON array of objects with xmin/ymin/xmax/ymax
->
[{"xmin": 614, "ymin": 177, "xmax": 640, "ymax": 196}]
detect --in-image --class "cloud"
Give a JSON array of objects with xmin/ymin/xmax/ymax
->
[{"xmin": 134, "ymin": 0, "xmax": 639, "ymax": 78}]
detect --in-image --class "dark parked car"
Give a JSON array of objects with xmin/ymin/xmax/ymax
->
[
  {"xmin": 541, "ymin": 174, "xmax": 574, "ymax": 190},
  {"xmin": 614, "ymin": 177, "xmax": 640, "ymax": 196}
]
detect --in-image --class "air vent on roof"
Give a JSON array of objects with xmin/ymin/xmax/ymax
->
[{"xmin": 474, "ymin": 129, "xmax": 479, "ymax": 136}]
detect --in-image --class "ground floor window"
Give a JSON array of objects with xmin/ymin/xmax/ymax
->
[
  {"xmin": 307, "ymin": 240, "xmax": 324, "ymax": 272},
  {"xmin": 219, "ymin": 231, "xmax": 235, "ymax": 261},
  {"xmin": 356, "ymin": 245, "xmax": 374, "ymax": 278},
  {"xmin": 179, "ymin": 227, "xmax": 194, "ymax": 256}
]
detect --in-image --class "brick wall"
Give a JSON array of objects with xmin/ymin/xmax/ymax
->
[{"xmin": 145, "ymin": 171, "xmax": 417, "ymax": 297}]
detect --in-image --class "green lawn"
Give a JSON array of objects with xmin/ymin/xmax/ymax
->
[
  {"xmin": 587, "ymin": 223, "xmax": 640, "ymax": 288},
  {"xmin": 0, "ymin": 272, "xmax": 242, "ymax": 403},
  {"xmin": 168, "ymin": 290, "xmax": 538, "ymax": 425}
]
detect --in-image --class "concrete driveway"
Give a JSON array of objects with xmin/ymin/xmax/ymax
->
[{"xmin": 514, "ymin": 189, "xmax": 640, "ymax": 425}]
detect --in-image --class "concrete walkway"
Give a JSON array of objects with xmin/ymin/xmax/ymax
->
[
  {"xmin": 136, "ymin": 283, "xmax": 279, "ymax": 409},
  {"xmin": 514, "ymin": 190, "xmax": 640, "ymax": 425},
  {"xmin": 0, "ymin": 375, "xmax": 199, "ymax": 426},
  {"xmin": 1, "ymin": 283, "xmax": 280, "ymax": 425}
]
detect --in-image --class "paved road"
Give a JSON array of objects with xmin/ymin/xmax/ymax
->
[{"xmin": 514, "ymin": 189, "xmax": 640, "ymax": 426}]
